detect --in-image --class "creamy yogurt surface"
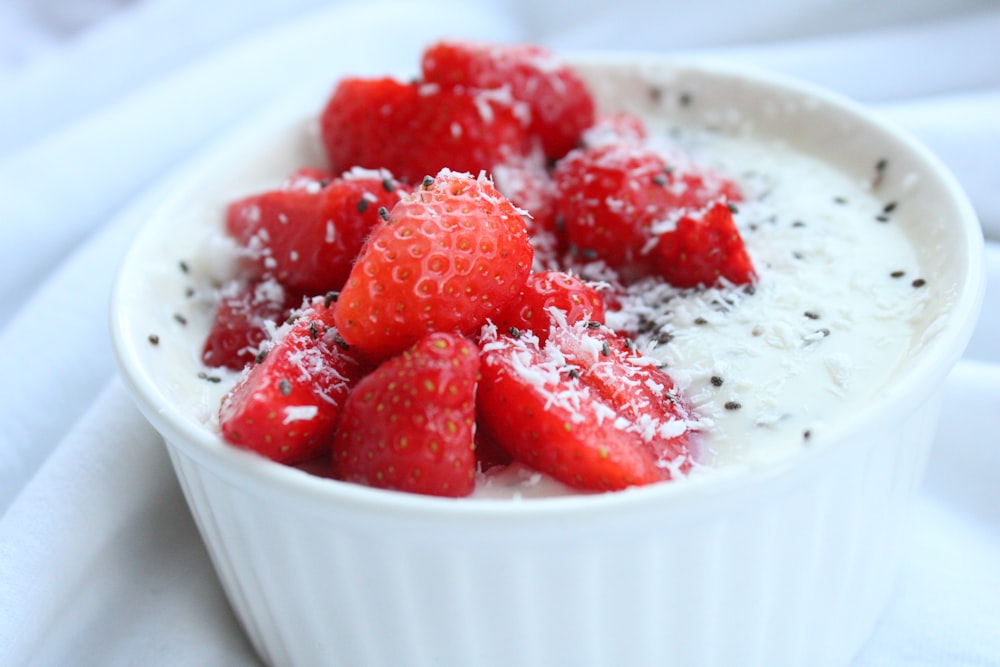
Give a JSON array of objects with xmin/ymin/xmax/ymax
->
[{"xmin": 147, "ymin": 77, "xmax": 931, "ymax": 500}]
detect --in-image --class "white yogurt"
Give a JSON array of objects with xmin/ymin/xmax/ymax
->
[
  {"xmin": 605, "ymin": 128, "xmax": 929, "ymax": 469},
  {"xmin": 473, "ymin": 127, "xmax": 928, "ymax": 496}
]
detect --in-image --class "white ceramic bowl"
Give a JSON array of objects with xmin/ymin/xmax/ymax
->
[{"xmin": 110, "ymin": 54, "xmax": 984, "ymax": 667}]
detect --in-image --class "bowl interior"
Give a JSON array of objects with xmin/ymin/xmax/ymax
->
[{"xmin": 110, "ymin": 55, "xmax": 984, "ymax": 520}]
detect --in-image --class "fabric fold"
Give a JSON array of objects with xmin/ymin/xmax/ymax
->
[
  {"xmin": 0, "ymin": 379, "xmax": 262, "ymax": 666},
  {"xmin": 0, "ymin": 0, "xmax": 324, "ymax": 153},
  {"xmin": 875, "ymin": 91, "xmax": 1000, "ymax": 238}
]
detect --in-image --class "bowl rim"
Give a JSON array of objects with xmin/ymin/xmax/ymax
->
[{"xmin": 109, "ymin": 53, "xmax": 986, "ymax": 523}]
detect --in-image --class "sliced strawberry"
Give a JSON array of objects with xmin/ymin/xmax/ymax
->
[
  {"xmin": 319, "ymin": 76, "xmax": 531, "ymax": 185},
  {"xmin": 493, "ymin": 270, "xmax": 605, "ymax": 343},
  {"xmin": 421, "ymin": 41, "xmax": 596, "ymax": 160},
  {"xmin": 477, "ymin": 323, "xmax": 697, "ymax": 492},
  {"xmin": 654, "ymin": 201, "xmax": 756, "ymax": 287},
  {"xmin": 201, "ymin": 278, "xmax": 298, "ymax": 371},
  {"xmin": 225, "ymin": 168, "xmax": 410, "ymax": 295},
  {"xmin": 552, "ymin": 143, "xmax": 742, "ymax": 281},
  {"xmin": 219, "ymin": 297, "xmax": 368, "ymax": 464},
  {"xmin": 547, "ymin": 325, "xmax": 695, "ymax": 469},
  {"xmin": 333, "ymin": 332, "xmax": 479, "ymax": 497},
  {"xmin": 334, "ymin": 170, "xmax": 533, "ymax": 361}
]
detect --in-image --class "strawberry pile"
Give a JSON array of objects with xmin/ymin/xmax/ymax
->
[{"xmin": 204, "ymin": 41, "xmax": 756, "ymax": 497}]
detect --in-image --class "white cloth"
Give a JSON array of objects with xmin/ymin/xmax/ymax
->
[{"xmin": 1, "ymin": 1, "xmax": 997, "ymax": 664}]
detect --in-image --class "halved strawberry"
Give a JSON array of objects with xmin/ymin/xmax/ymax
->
[
  {"xmin": 201, "ymin": 278, "xmax": 298, "ymax": 371},
  {"xmin": 219, "ymin": 297, "xmax": 368, "ymax": 464},
  {"xmin": 654, "ymin": 201, "xmax": 756, "ymax": 287},
  {"xmin": 225, "ymin": 168, "xmax": 410, "ymax": 295},
  {"xmin": 319, "ymin": 76, "xmax": 531, "ymax": 185},
  {"xmin": 552, "ymin": 143, "xmax": 742, "ymax": 281},
  {"xmin": 421, "ymin": 40, "xmax": 596, "ymax": 160},
  {"xmin": 333, "ymin": 332, "xmax": 479, "ymax": 497},
  {"xmin": 477, "ymin": 322, "xmax": 697, "ymax": 491},
  {"xmin": 493, "ymin": 270, "xmax": 605, "ymax": 343},
  {"xmin": 334, "ymin": 170, "xmax": 533, "ymax": 361}
]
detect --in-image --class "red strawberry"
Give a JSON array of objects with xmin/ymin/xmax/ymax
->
[
  {"xmin": 421, "ymin": 40, "xmax": 596, "ymax": 160},
  {"xmin": 319, "ymin": 76, "xmax": 531, "ymax": 185},
  {"xmin": 473, "ymin": 429, "xmax": 514, "ymax": 472},
  {"xmin": 283, "ymin": 166, "xmax": 335, "ymax": 191},
  {"xmin": 219, "ymin": 297, "xmax": 368, "ymax": 464},
  {"xmin": 492, "ymin": 153, "xmax": 556, "ymax": 236},
  {"xmin": 225, "ymin": 168, "xmax": 410, "ymax": 295},
  {"xmin": 334, "ymin": 170, "xmax": 533, "ymax": 361},
  {"xmin": 201, "ymin": 278, "xmax": 298, "ymax": 371},
  {"xmin": 494, "ymin": 271, "xmax": 605, "ymax": 343},
  {"xmin": 547, "ymin": 325, "xmax": 695, "ymax": 470},
  {"xmin": 477, "ymin": 323, "xmax": 697, "ymax": 492},
  {"xmin": 491, "ymin": 153, "xmax": 563, "ymax": 270},
  {"xmin": 333, "ymin": 332, "xmax": 479, "ymax": 497},
  {"xmin": 552, "ymin": 143, "xmax": 742, "ymax": 281},
  {"xmin": 654, "ymin": 201, "xmax": 756, "ymax": 287},
  {"xmin": 581, "ymin": 112, "xmax": 648, "ymax": 148}
]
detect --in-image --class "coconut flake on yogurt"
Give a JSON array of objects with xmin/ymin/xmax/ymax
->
[{"xmin": 603, "ymin": 125, "xmax": 930, "ymax": 469}]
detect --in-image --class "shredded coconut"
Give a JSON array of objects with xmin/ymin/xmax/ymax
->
[{"xmin": 283, "ymin": 405, "xmax": 319, "ymax": 424}]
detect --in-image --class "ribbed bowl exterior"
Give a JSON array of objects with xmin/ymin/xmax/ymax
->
[{"xmin": 164, "ymin": 390, "xmax": 939, "ymax": 667}]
